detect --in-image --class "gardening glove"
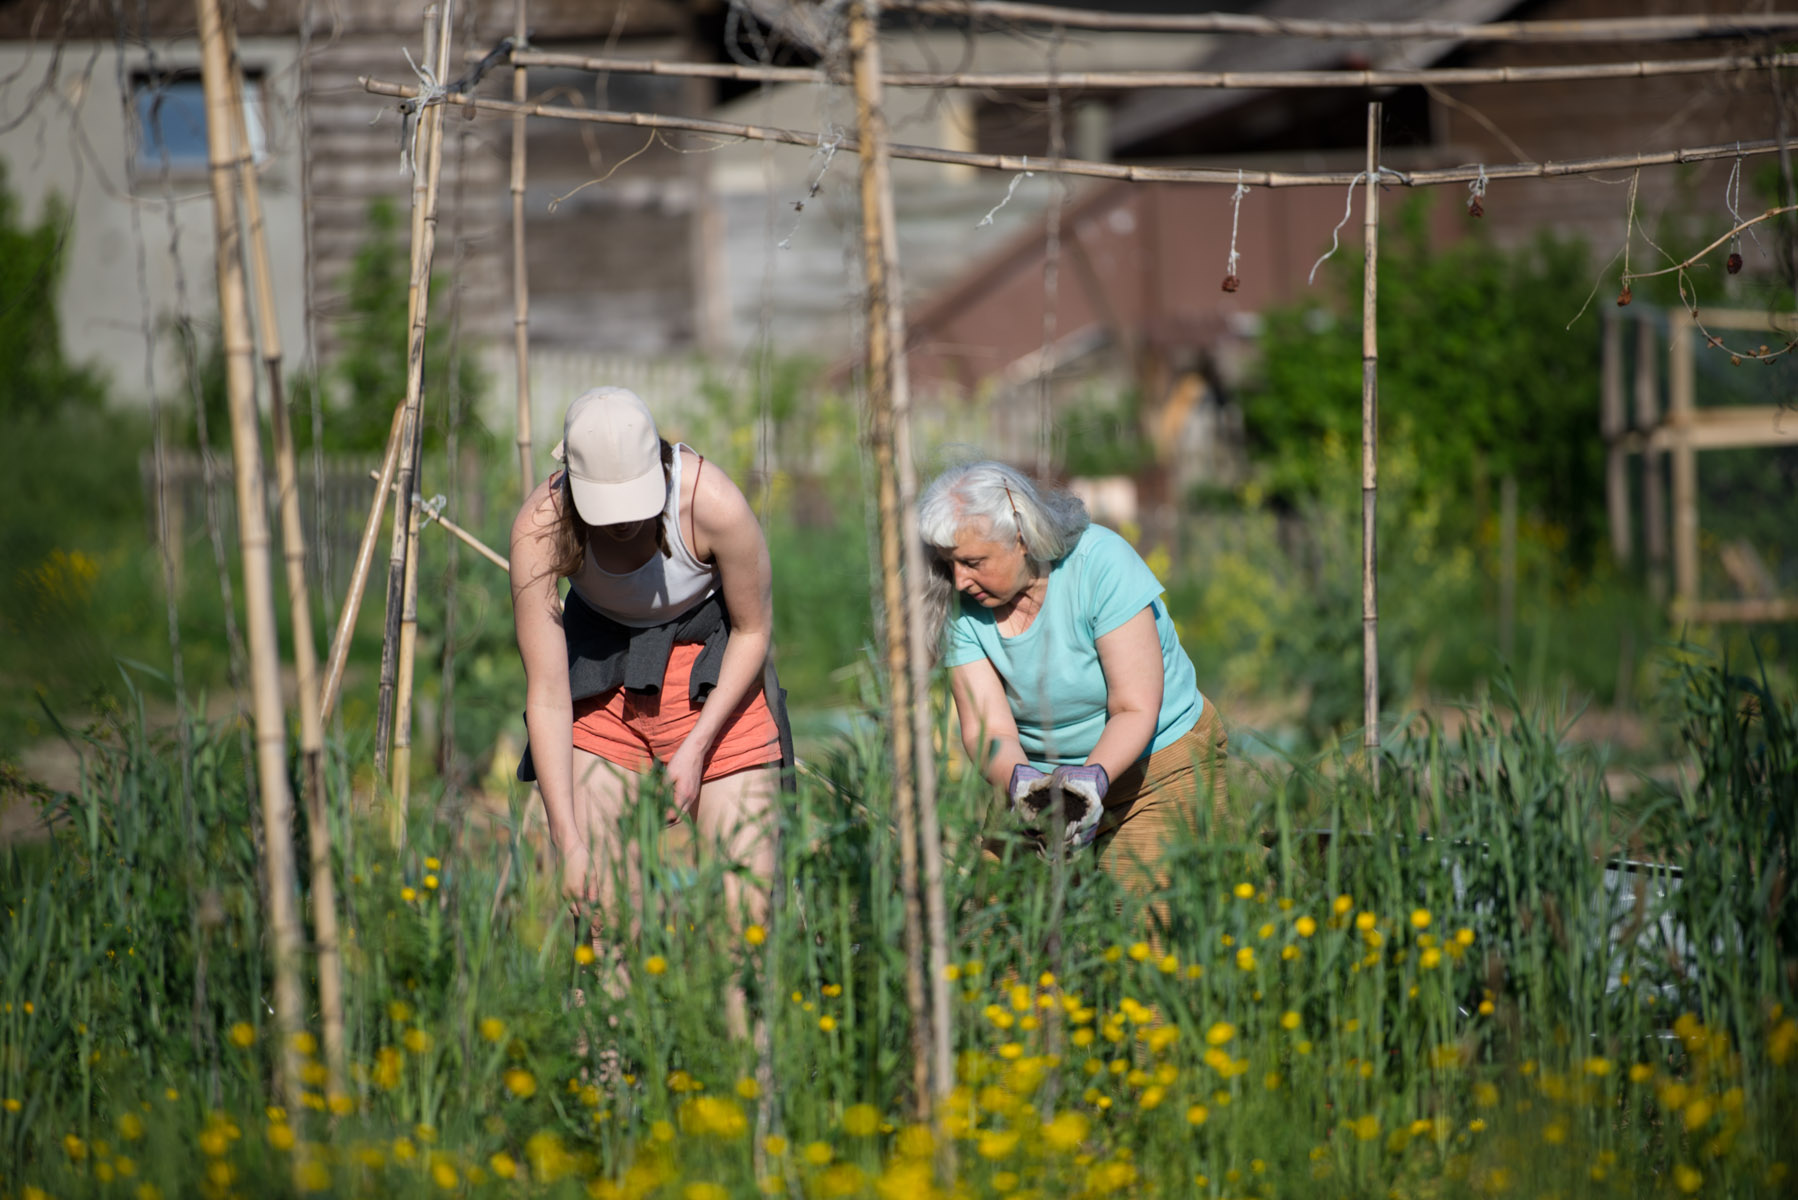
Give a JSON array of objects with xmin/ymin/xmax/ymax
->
[
  {"xmin": 1048, "ymin": 764, "xmax": 1109, "ymax": 850},
  {"xmin": 1007, "ymin": 763, "xmax": 1049, "ymax": 807}
]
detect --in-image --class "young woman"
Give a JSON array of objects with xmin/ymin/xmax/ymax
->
[
  {"xmin": 509, "ymin": 386, "xmax": 787, "ymax": 976},
  {"xmin": 918, "ymin": 460, "xmax": 1228, "ymax": 901}
]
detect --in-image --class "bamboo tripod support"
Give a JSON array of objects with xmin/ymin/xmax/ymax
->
[
  {"xmin": 319, "ymin": 403, "xmax": 405, "ymax": 723},
  {"xmin": 194, "ymin": 0, "xmax": 307, "ymax": 1111},
  {"xmin": 1361, "ymin": 103, "xmax": 1382, "ymax": 793},
  {"xmin": 378, "ymin": 4, "xmax": 456, "ymax": 837},
  {"xmin": 511, "ymin": 0, "xmax": 534, "ymax": 501},
  {"xmin": 222, "ymin": 25, "xmax": 347, "ymax": 1101}
]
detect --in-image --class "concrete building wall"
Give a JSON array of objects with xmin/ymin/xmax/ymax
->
[{"xmin": 0, "ymin": 35, "xmax": 308, "ymax": 405}]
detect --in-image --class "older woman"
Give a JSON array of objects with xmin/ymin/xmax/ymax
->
[
  {"xmin": 510, "ymin": 386, "xmax": 789, "ymax": 989},
  {"xmin": 919, "ymin": 460, "xmax": 1227, "ymax": 898}
]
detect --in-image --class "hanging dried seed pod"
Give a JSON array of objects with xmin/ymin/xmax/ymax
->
[
  {"xmin": 1468, "ymin": 196, "xmax": 1484, "ymax": 219},
  {"xmin": 1727, "ymin": 252, "xmax": 1744, "ymax": 275},
  {"xmin": 1731, "ymin": 355, "xmax": 1743, "ymax": 366},
  {"xmin": 1222, "ymin": 274, "xmax": 1240, "ymax": 293},
  {"xmin": 1616, "ymin": 286, "xmax": 1633, "ymax": 307}
]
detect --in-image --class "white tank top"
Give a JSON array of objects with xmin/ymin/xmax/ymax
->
[{"xmin": 567, "ymin": 444, "xmax": 720, "ymax": 628}]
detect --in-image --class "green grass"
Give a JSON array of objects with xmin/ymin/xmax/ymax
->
[{"xmin": 1, "ymin": 651, "xmax": 1793, "ymax": 1199}]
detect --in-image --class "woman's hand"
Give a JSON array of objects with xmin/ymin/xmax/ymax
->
[
  {"xmin": 666, "ymin": 736, "xmax": 707, "ymax": 822},
  {"xmin": 551, "ymin": 822, "xmax": 596, "ymax": 908}
]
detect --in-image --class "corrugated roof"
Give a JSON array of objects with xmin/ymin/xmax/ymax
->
[{"xmin": 1108, "ymin": 0, "xmax": 1522, "ymax": 151}]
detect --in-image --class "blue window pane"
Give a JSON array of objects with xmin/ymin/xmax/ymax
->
[{"xmin": 136, "ymin": 78, "xmax": 210, "ymax": 170}]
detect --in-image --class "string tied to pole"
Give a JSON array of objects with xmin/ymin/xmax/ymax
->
[
  {"xmin": 977, "ymin": 156, "xmax": 1034, "ymax": 228},
  {"xmin": 1468, "ymin": 163, "xmax": 1488, "ymax": 218},
  {"xmin": 1308, "ymin": 166, "xmax": 1404, "ymax": 285},
  {"xmin": 1223, "ymin": 168, "xmax": 1248, "ymax": 292},
  {"xmin": 779, "ymin": 126, "xmax": 846, "ymax": 249},
  {"xmin": 397, "ymin": 37, "xmax": 519, "ymax": 173}
]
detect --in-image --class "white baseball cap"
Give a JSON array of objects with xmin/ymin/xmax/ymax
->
[{"xmin": 553, "ymin": 386, "xmax": 664, "ymax": 525}]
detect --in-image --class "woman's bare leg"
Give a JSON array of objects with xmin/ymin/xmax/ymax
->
[
  {"xmin": 567, "ymin": 748, "xmax": 643, "ymax": 992},
  {"xmin": 693, "ymin": 764, "xmax": 779, "ymax": 1037}
]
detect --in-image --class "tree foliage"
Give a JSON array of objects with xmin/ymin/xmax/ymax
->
[
  {"xmin": 1242, "ymin": 198, "xmax": 1605, "ymax": 558},
  {"xmin": 0, "ymin": 166, "xmax": 105, "ymax": 422}
]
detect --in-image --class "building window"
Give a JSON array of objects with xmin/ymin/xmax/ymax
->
[{"xmin": 132, "ymin": 69, "xmax": 267, "ymax": 175}]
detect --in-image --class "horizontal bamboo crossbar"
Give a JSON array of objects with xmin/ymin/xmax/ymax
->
[
  {"xmin": 891, "ymin": 1, "xmax": 1798, "ymax": 43},
  {"xmin": 1679, "ymin": 598, "xmax": 1798, "ymax": 623},
  {"xmin": 1637, "ymin": 407, "xmax": 1798, "ymax": 453},
  {"xmin": 503, "ymin": 47, "xmax": 1798, "ymax": 92},
  {"xmin": 361, "ymin": 77, "xmax": 1789, "ymax": 190}
]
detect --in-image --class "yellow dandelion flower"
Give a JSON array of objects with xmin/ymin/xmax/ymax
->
[
  {"xmin": 744, "ymin": 923, "xmax": 767, "ymax": 946},
  {"xmin": 1127, "ymin": 941, "xmax": 1151, "ymax": 962},
  {"xmin": 1233, "ymin": 882, "xmax": 1255, "ymax": 899},
  {"xmin": 818, "ymin": 1015, "xmax": 837, "ymax": 1032},
  {"xmin": 644, "ymin": 955, "xmax": 668, "ymax": 976},
  {"xmin": 1158, "ymin": 954, "xmax": 1179, "ymax": 974},
  {"xmin": 479, "ymin": 1017, "xmax": 506, "ymax": 1043},
  {"xmin": 228, "ymin": 1022, "xmax": 255, "ymax": 1048},
  {"xmin": 423, "ymin": 874, "xmax": 439, "ymax": 891},
  {"xmin": 1280, "ymin": 1010, "xmax": 1302, "ymax": 1031},
  {"xmin": 505, "ymin": 1068, "xmax": 537, "ymax": 1098},
  {"xmin": 803, "ymin": 1141, "xmax": 833, "ymax": 1166},
  {"xmin": 1186, "ymin": 1103, "xmax": 1209, "ymax": 1126},
  {"xmin": 1410, "ymin": 908, "xmax": 1432, "ymax": 929},
  {"xmin": 685, "ymin": 1185, "xmax": 727, "ymax": 1200},
  {"xmin": 1351, "ymin": 1115, "xmax": 1381, "ymax": 1141},
  {"xmin": 977, "ymin": 1129, "xmax": 1019, "ymax": 1160},
  {"xmin": 1333, "ymin": 894, "xmax": 1354, "ymax": 915},
  {"xmin": 575, "ymin": 944, "xmax": 596, "ymax": 965},
  {"xmin": 1674, "ymin": 1165, "xmax": 1702, "ymax": 1194},
  {"xmin": 842, "ymin": 1104, "xmax": 880, "ymax": 1136},
  {"xmin": 1420, "ymin": 947, "xmax": 1443, "ymax": 969},
  {"xmin": 489, "ymin": 1152, "xmax": 517, "ymax": 1179},
  {"xmin": 403, "ymin": 1028, "xmax": 431, "ymax": 1054},
  {"xmin": 1042, "ymin": 1111, "xmax": 1089, "ymax": 1151},
  {"xmin": 268, "ymin": 1122, "xmax": 296, "ymax": 1151},
  {"xmin": 736, "ymin": 1077, "xmax": 760, "ymax": 1100},
  {"xmin": 1205, "ymin": 1022, "xmax": 1236, "ymax": 1046},
  {"xmin": 764, "ymin": 1135, "xmax": 789, "ymax": 1157},
  {"xmin": 401, "ymin": 887, "xmax": 417, "ymax": 903}
]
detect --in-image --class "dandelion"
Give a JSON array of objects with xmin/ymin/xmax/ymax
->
[
  {"xmin": 1205, "ymin": 1022, "xmax": 1236, "ymax": 1046},
  {"xmin": 745, "ymin": 924, "xmax": 767, "ymax": 946},
  {"xmin": 1281, "ymin": 1010, "xmax": 1302, "ymax": 1031},
  {"xmin": 575, "ymin": 944, "xmax": 596, "ymax": 965},
  {"xmin": 977, "ymin": 1129, "xmax": 1020, "ymax": 1160},
  {"xmin": 119, "ymin": 1113, "xmax": 145, "ymax": 1141},
  {"xmin": 686, "ymin": 1185, "xmax": 727, "ymax": 1200},
  {"xmin": 1043, "ymin": 1111, "xmax": 1089, "ymax": 1151},
  {"xmin": 644, "ymin": 956, "xmax": 668, "ymax": 976},
  {"xmin": 803, "ymin": 1141, "xmax": 833, "ymax": 1166},
  {"xmin": 1158, "ymin": 954, "xmax": 1179, "ymax": 974},
  {"xmin": 1127, "ymin": 941, "xmax": 1151, "ymax": 961},
  {"xmin": 65, "ymin": 1133, "xmax": 89, "ymax": 1161},
  {"xmin": 1355, "ymin": 911, "xmax": 1377, "ymax": 932},
  {"xmin": 423, "ymin": 874, "xmax": 439, "ymax": 891},
  {"xmin": 842, "ymin": 1104, "xmax": 880, "ymax": 1136},
  {"xmin": 403, "ymin": 1028, "xmax": 432, "ymax": 1054},
  {"xmin": 1411, "ymin": 908, "xmax": 1432, "ymax": 929},
  {"xmin": 941, "ymin": 962, "xmax": 959, "ymax": 981},
  {"xmin": 1186, "ymin": 1104, "xmax": 1209, "ymax": 1126},
  {"xmin": 505, "ymin": 1068, "xmax": 537, "ymax": 1098},
  {"xmin": 1233, "ymin": 882, "xmax": 1256, "ymax": 899},
  {"xmin": 268, "ymin": 1122, "xmax": 296, "ymax": 1151},
  {"xmin": 1351, "ymin": 1115, "xmax": 1381, "ymax": 1141},
  {"xmin": 2, "ymin": 1099, "xmax": 18, "ymax": 1113},
  {"xmin": 1235, "ymin": 946, "xmax": 1256, "ymax": 970},
  {"xmin": 764, "ymin": 1135, "xmax": 789, "ymax": 1157},
  {"xmin": 401, "ymin": 887, "xmax": 417, "ymax": 903},
  {"xmin": 229, "ymin": 1022, "xmax": 255, "ymax": 1048},
  {"xmin": 1674, "ymin": 1165, "xmax": 1703, "ymax": 1194},
  {"xmin": 1333, "ymin": 894, "xmax": 1354, "ymax": 915},
  {"xmin": 489, "ymin": 1152, "xmax": 517, "ymax": 1180},
  {"xmin": 736, "ymin": 1077, "xmax": 760, "ymax": 1100},
  {"xmin": 1420, "ymin": 947, "xmax": 1443, "ymax": 969},
  {"xmin": 479, "ymin": 1017, "xmax": 506, "ymax": 1043},
  {"xmin": 818, "ymin": 1015, "xmax": 837, "ymax": 1032},
  {"xmin": 424, "ymin": 856, "xmax": 441, "ymax": 870}
]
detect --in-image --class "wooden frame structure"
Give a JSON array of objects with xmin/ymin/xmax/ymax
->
[{"xmin": 1606, "ymin": 307, "xmax": 1798, "ymax": 625}]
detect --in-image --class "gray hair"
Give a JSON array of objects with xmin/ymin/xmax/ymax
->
[{"xmin": 916, "ymin": 461, "xmax": 1091, "ymax": 660}]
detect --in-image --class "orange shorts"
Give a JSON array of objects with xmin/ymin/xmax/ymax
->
[{"xmin": 570, "ymin": 642, "xmax": 782, "ymax": 781}]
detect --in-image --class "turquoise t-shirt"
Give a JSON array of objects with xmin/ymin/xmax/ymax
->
[{"xmin": 943, "ymin": 524, "xmax": 1203, "ymax": 768}]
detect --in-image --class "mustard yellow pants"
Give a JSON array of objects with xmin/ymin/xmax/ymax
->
[{"xmin": 1089, "ymin": 704, "xmax": 1230, "ymax": 901}]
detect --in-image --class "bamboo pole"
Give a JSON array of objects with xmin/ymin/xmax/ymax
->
[
  {"xmin": 1601, "ymin": 310, "xmax": 1630, "ymax": 566},
  {"xmin": 385, "ymin": 2, "xmax": 457, "ymax": 833},
  {"xmin": 360, "ymin": 80, "xmax": 1793, "ymax": 190},
  {"xmin": 849, "ymin": 0, "xmax": 935, "ymax": 1120},
  {"xmin": 1635, "ymin": 316, "xmax": 1668, "ymax": 605},
  {"xmin": 222, "ymin": 21, "xmax": 347, "ymax": 1105},
  {"xmin": 511, "ymin": 0, "xmax": 534, "ymax": 501},
  {"xmin": 1360, "ymin": 102, "xmax": 1381, "ymax": 792},
  {"xmin": 889, "ymin": 0, "xmax": 1798, "ymax": 43},
  {"xmin": 319, "ymin": 402, "xmax": 406, "ymax": 723},
  {"xmin": 502, "ymin": 46, "xmax": 1798, "ymax": 93},
  {"xmin": 1668, "ymin": 308, "xmax": 1699, "ymax": 612},
  {"xmin": 194, "ymin": 0, "xmax": 306, "ymax": 1110}
]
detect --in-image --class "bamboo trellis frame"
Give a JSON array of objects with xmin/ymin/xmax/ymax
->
[
  {"xmin": 336, "ymin": 0, "xmax": 1798, "ymax": 1127},
  {"xmin": 1360, "ymin": 103, "xmax": 1381, "ymax": 792},
  {"xmin": 359, "ymin": 80, "xmax": 1795, "ymax": 191},
  {"xmin": 510, "ymin": 0, "xmax": 534, "ymax": 501},
  {"xmin": 500, "ymin": 47, "xmax": 1798, "ymax": 94},
  {"xmin": 889, "ymin": 1, "xmax": 1798, "ymax": 43}
]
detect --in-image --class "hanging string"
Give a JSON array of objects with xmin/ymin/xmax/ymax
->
[
  {"xmin": 1309, "ymin": 166, "xmax": 1403, "ymax": 284},
  {"xmin": 977, "ymin": 159, "xmax": 1034, "ymax": 227},
  {"xmin": 1468, "ymin": 163, "xmax": 1488, "ymax": 218},
  {"xmin": 1223, "ymin": 169, "xmax": 1248, "ymax": 292},
  {"xmin": 397, "ymin": 46, "xmax": 450, "ymax": 173},
  {"xmin": 1722, "ymin": 142, "xmax": 1764, "ymax": 273},
  {"xmin": 779, "ymin": 127, "xmax": 844, "ymax": 249}
]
